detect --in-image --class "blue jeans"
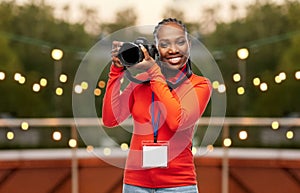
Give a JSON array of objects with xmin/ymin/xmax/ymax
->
[{"xmin": 123, "ymin": 184, "xmax": 199, "ymax": 193}]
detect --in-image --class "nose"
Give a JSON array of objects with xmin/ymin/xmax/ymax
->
[{"xmin": 168, "ymin": 43, "xmax": 179, "ymax": 53}]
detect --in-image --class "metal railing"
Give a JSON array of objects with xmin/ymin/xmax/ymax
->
[{"xmin": 0, "ymin": 117, "xmax": 300, "ymax": 193}]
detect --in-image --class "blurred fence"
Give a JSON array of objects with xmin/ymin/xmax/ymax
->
[{"xmin": 0, "ymin": 117, "xmax": 300, "ymax": 193}]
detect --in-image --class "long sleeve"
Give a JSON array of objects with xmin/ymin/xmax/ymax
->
[
  {"xmin": 147, "ymin": 64, "xmax": 212, "ymax": 132},
  {"xmin": 102, "ymin": 64, "xmax": 134, "ymax": 127}
]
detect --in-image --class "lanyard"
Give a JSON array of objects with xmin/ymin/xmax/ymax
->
[
  {"xmin": 150, "ymin": 65, "xmax": 188, "ymax": 143},
  {"xmin": 151, "ymin": 92, "xmax": 161, "ymax": 143}
]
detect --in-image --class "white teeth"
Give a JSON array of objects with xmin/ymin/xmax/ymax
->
[{"xmin": 169, "ymin": 57, "xmax": 181, "ymax": 63}]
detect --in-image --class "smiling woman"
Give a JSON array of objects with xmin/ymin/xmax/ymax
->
[{"xmin": 102, "ymin": 18, "xmax": 212, "ymax": 193}]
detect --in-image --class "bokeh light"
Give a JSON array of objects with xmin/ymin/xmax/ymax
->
[
  {"xmin": 237, "ymin": 86, "xmax": 245, "ymax": 95},
  {"xmin": 260, "ymin": 82, "xmax": 268, "ymax": 92},
  {"xmin": 59, "ymin": 74, "xmax": 68, "ymax": 83},
  {"xmin": 103, "ymin": 147, "xmax": 112, "ymax": 156},
  {"xmin": 98, "ymin": 80, "xmax": 106, "ymax": 88},
  {"xmin": 237, "ymin": 48, "xmax": 249, "ymax": 60},
  {"xmin": 238, "ymin": 130, "xmax": 248, "ymax": 140},
  {"xmin": 7, "ymin": 131, "xmax": 14, "ymax": 140},
  {"xmin": 32, "ymin": 83, "xmax": 41, "ymax": 92},
  {"xmin": 253, "ymin": 77, "xmax": 260, "ymax": 86},
  {"xmin": 120, "ymin": 143, "xmax": 129, "ymax": 151},
  {"xmin": 74, "ymin": 84, "xmax": 83, "ymax": 94},
  {"xmin": 295, "ymin": 71, "xmax": 300, "ymax": 79},
  {"xmin": 55, "ymin": 87, "xmax": 63, "ymax": 95},
  {"xmin": 51, "ymin": 48, "xmax": 64, "ymax": 61},
  {"xmin": 0, "ymin": 72, "xmax": 5, "ymax": 80},
  {"xmin": 52, "ymin": 131, "xmax": 62, "ymax": 141},
  {"xmin": 223, "ymin": 138, "xmax": 232, "ymax": 147},
  {"xmin": 21, "ymin": 122, "xmax": 29, "ymax": 130},
  {"xmin": 68, "ymin": 139, "xmax": 77, "ymax": 148},
  {"xmin": 81, "ymin": 81, "xmax": 88, "ymax": 90},
  {"xmin": 217, "ymin": 84, "xmax": 226, "ymax": 93},
  {"xmin": 286, "ymin": 130, "xmax": 294, "ymax": 139},
  {"xmin": 212, "ymin": 80, "xmax": 219, "ymax": 89},
  {"xmin": 94, "ymin": 88, "xmax": 101, "ymax": 96},
  {"xmin": 233, "ymin": 73, "xmax": 241, "ymax": 82},
  {"xmin": 271, "ymin": 121, "xmax": 280, "ymax": 130},
  {"xmin": 40, "ymin": 78, "xmax": 48, "ymax": 87}
]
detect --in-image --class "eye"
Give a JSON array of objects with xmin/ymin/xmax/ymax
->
[
  {"xmin": 176, "ymin": 38, "xmax": 186, "ymax": 46},
  {"xmin": 159, "ymin": 41, "xmax": 169, "ymax": 48}
]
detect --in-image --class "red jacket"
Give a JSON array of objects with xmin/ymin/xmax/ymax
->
[{"xmin": 102, "ymin": 64, "xmax": 211, "ymax": 188}]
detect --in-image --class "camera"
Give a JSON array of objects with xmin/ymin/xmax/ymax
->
[{"xmin": 117, "ymin": 37, "xmax": 158, "ymax": 67}]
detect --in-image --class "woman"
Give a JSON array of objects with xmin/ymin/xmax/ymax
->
[{"xmin": 102, "ymin": 18, "xmax": 211, "ymax": 193}]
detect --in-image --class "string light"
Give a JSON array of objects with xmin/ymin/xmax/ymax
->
[
  {"xmin": 275, "ymin": 75, "xmax": 282, "ymax": 84},
  {"xmin": 271, "ymin": 121, "xmax": 280, "ymax": 130},
  {"xmin": 260, "ymin": 82, "xmax": 268, "ymax": 92},
  {"xmin": 55, "ymin": 87, "xmax": 63, "ymax": 96},
  {"xmin": 212, "ymin": 80, "xmax": 219, "ymax": 89},
  {"xmin": 286, "ymin": 130, "xmax": 294, "ymax": 139},
  {"xmin": 68, "ymin": 139, "xmax": 77, "ymax": 148},
  {"xmin": 6, "ymin": 131, "xmax": 14, "ymax": 140},
  {"xmin": 51, "ymin": 48, "xmax": 64, "ymax": 61},
  {"xmin": 81, "ymin": 81, "xmax": 88, "ymax": 90},
  {"xmin": 237, "ymin": 86, "xmax": 245, "ymax": 95},
  {"xmin": 98, "ymin": 80, "xmax": 106, "ymax": 88},
  {"xmin": 21, "ymin": 122, "xmax": 29, "ymax": 130},
  {"xmin": 40, "ymin": 78, "xmax": 48, "ymax": 87},
  {"xmin": 295, "ymin": 71, "xmax": 300, "ymax": 80},
  {"xmin": 253, "ymin": 77, "xmax": 261, "ymax": 86},
  {"xmin": 120, "ymin": 143, "xmax": 129, "ymax": 151},
  {"xmin": 32, "ymin": 83, "xmax": 41, "ymax": 92},
  {"xmin": 207, "ymin": 144, "xmax": 214, "ymax": 152},
  {"xmin": 103, "ymin": 147, "xmax": 111, "ymax": 156},
  {"xmin": 0, "ymin": 72, "xmax": 6, "ymax": 80},
  {"xmin": 278, "ymin": 72, "xmax": 286, "ymax": 81},
  {"xmin": 59, "ymin": 74, "xmax": 67, "ymax": 83},
  {"xmin": 86, "ymin": 145, "xmax": 94, "ymax": 152},
  {"xmin": 14, "ymin": 73, "xmax": 21, "ymax": 81},
  {"xmin": 94, "ymin": 88, "xmax": 101, "ymax": 96},
  {"xmin": 18, "ymin": 76, "xmax": 26, "ymax": 84},
  {"xmin": 233, "ymin": 73, "xmax": 241, "ymax": 82},
  {"xmin": 218, "ymin": 83, "xmax": 226, "ymax": 93},
  {"xmin": 52, "ymin": 131, "xmax": 62, "ymax": 141},
  {"xmin": 74, "ymin": 84, "xmax": 83, "ymax": 94},
  {"xmin": 237, "ymin": 48, "xmax": 250, "ymax": 60},
  {"xmin": 238, "ymin": 130, "xmax": 248, "ymax": 140},
  {"xmin": 223, "ymin": 138, "xmax": 232, "ymax": 147}
]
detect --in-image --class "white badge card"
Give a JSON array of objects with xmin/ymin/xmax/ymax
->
[{"xmin": 142, "ymin": 141, "xmax": 169, "ymax": 168}]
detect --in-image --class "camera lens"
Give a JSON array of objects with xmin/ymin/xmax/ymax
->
[{"xmin": 118, "ymin": 42, "xmax": 142, "ymax": 66}]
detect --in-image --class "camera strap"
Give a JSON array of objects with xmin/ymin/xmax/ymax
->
[{"xmin": 125, "ymin": 59, "xmax": 192, "ymax": 90}]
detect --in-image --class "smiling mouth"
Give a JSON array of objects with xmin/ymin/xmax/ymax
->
[{"xmin": 168, "ymin": 57, "xmax": 181, "ymax": 64}]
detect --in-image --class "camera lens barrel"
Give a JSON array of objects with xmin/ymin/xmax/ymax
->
[{"xmin": 118, "ymin": 42, "xmax": 143, "ymax": 66}]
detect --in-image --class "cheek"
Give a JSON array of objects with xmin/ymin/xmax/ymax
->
[
  {"xmin": 158, "ymin": 48, "xmax": 168, "ymax": 58},
  {"xmin": 181, "ymin": 45, "xmax": 190, "ymax": 56}
]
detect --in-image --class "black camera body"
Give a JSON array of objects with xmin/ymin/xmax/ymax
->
[{"xmin": 117, "ymin": 37, "xmax": 158, "ymax": 67}]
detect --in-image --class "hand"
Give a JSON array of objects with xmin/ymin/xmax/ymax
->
[
  {"xmin": 130, "ymin": 44, "xmax": 156, "ymax": 70},
  {"xmin": 111, "ymin": 41, "xmax": 123, "ymax": 68}
]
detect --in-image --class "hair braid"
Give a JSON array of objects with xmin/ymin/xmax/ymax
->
[{"xmin": 153, "ymin": 18, "xmax": 188, "ymax": 40}]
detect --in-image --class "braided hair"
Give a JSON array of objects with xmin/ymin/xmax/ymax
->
[{"xmin": 153, "ymin": 18, "xmax": 188, "ymax": 41}]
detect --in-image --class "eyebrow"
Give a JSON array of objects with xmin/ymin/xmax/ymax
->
[{"xmin": 158, "ymin": 35, "xmax": 186, "ymax": 42}]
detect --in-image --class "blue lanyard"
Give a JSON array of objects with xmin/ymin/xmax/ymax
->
[
  {"xmin": 151, "ymin": 92, "xmax": 160, "ymax": 143},
  {"xmin": 150, "ymin": 66, "xmax": 188, "ymax": 143}
]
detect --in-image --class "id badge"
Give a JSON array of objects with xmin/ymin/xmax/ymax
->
[{"xmin": 142, "ymin": 141, "xmax": 169, "ymax": 168}]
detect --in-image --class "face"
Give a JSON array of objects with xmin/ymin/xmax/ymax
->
[{"xmin": 155, "ymin": 22, "xmax": 190, "ymax": 71}]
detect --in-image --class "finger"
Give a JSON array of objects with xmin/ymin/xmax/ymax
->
[
  {"xmin": 112, "ymin": 41, "xmax": 123, "ymax": 49},
  {"xmin": 139, "ymin": 44, "xmax": 151, "ymax": 60}
]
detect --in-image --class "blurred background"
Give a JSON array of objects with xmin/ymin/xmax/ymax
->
[{"xmin": 0, "ymin": 0, "xmax": 299, "ymax": 193}]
